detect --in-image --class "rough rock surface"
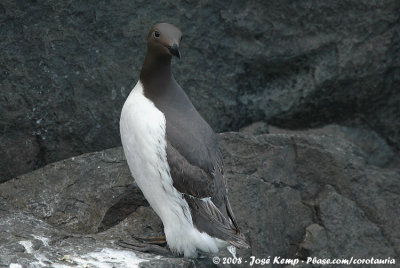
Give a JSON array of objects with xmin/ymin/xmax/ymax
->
[
  {"xmin": 0, "ymin": 130, "xmax": 398, "ymax": 267},
  {"xmin": 269, "ymin": 124, "xmax": 400, "ymax": 168},
  {"xmin": 0, "ymin": 198, "xmax": 201, "ymax": 267},
  {"xmin": 1, "ymin": 0, "xmax": 399, "ymax": 181}
]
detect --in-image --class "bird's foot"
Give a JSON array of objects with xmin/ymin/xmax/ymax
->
[
  {"xmin": 131, "ymin": 234, "xmax": 167, "ymax": 245},
  {"xmin": 117, "ymin": 235, "xmax": 174, "ymax": 257}
]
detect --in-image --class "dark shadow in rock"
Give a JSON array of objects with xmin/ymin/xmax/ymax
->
[{"xmin": 97, "ymin": 184, "xmax": 148, "ymax": 233}]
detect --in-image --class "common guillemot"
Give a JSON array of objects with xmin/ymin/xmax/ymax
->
[{"xmin": 119, "ymin": 22, "xmax": 249, "ymax": 257}]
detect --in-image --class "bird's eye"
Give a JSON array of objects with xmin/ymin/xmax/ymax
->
[{"xmin": 154, "ymin": 31, "xmax": 160, "ymax": 38}]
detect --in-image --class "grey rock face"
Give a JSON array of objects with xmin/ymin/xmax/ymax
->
[
  {"xmin": 220, "ymin": 132, "xmax": 399, "ymax": 261},
  {"xmin": 269, "ymin": 124, "xmax": 400, "ymax": 168},
  {"xmin": 0, "ymin": 0, "xmax": 399, "ymax": 181},
  {"xmin": 0, "ymin": 131, "xmax": 398, "ymax": 267},
  {"xmin": 0, "ymin": 148, "xmax": 147, "ymax": 234},
  {"xmin": 0, "ymin": 198, "xmax": 195, "ymax": 267}
]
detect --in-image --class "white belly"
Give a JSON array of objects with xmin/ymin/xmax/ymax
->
[{"xmin": 119, "ymin": 81, "xmax": 224, "ymax": 257}]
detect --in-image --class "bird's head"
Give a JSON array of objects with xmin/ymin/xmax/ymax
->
[{"xmin": 146, "ymin": 23, "xmax": 182, "ymax": 59}]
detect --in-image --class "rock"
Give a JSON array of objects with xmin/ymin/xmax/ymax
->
[
  {"xmin": 1, "ymin": 0, "xmax": 399, "ymax": 181},
  {"xmin": 0, "ymin": 198, "xmax": 195, "ymax": 267},
  {"xmin": 0, "ymin": 148, "xmax": 148, "ymax": 234},
  {"xmin": 239, "ymin": 121, "xmax": 269, "ymax": 135},
  {"xmin": 0, "ymin": 131, "xmax": 398, "ymax": 267},
  {"xmin": 220, "ymin": 131, "xmax": 399, "ymax": 259},
  {"xmin": 313, "ymin": 186, "xmax": 395, "ymax": 258},
  {"xmin": 298, "ymin": 224, "xmax": 330, "ymax": 260},
  {"xmin": 269, "ymin": 124, "xmax": 400, "ymax": 168}
]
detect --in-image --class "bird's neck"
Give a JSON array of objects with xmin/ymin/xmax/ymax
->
[{"xmin": 140, "ymin": 52, "xmax": 173, "ymax": 90}]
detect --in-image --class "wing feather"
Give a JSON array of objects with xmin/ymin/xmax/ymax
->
[
  {"xmin": 165, "ymin": 138, "xmax": 249, "ymax": 248},
  {"xmin": 148, "ymin": 82, "xmax": 249, "ymax": 248}
]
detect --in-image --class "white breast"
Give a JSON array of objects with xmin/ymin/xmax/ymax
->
[
  {"xmin": 120, "ymin": 81, "xmax": 182, "ymax": 216},
  {"xmin": 120, "ymin": 81, "xmax": 226, "ymax": 257}
]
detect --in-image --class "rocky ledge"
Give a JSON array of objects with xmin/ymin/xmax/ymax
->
[{"xmin": 0, "ymin": 126, "xmax": 399, "ymax": 267}]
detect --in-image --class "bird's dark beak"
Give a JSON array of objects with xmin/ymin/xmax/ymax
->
[{"xmin": 168, "ymin": 43, "xmax": 181, "ymax": 59}]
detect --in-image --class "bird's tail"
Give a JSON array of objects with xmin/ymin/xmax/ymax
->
[{"xmin": 185, "ymin": 195, "xmax": 250, "ymax": 249}]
